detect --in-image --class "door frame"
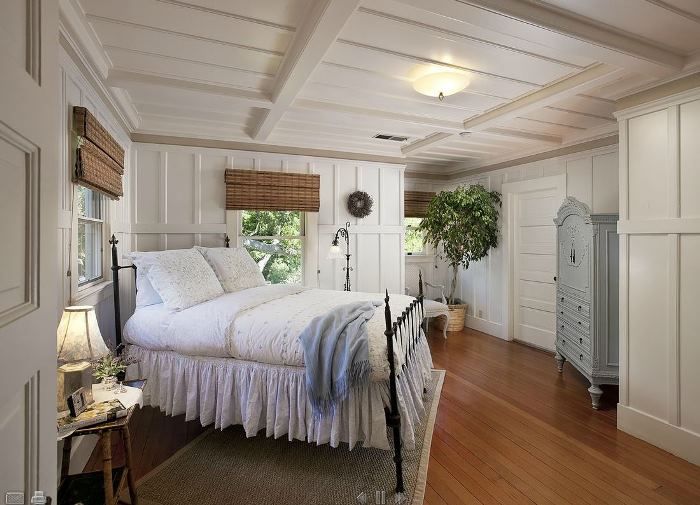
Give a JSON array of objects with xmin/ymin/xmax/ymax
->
[{"xmin": 501, "ymin": 174, "xmax": 566, "ymax": 343}]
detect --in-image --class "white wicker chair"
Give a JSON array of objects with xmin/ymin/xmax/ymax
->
[{"xmin": 406, "ymin": 271, "xmax": 449, "ymax": 339}]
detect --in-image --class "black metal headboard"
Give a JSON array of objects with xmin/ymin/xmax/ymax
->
[{"xmin": 109, "ymin": 234, "xmax": 231, "ymax": 352}]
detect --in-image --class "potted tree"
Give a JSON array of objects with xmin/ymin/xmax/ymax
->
[{"xmin": 419, "ymin": 185, "xmax": 501, "ymax": 331}]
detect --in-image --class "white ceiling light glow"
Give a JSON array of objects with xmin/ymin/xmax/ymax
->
[{"xmin": 413, "ymin": 72, "xmax": 470, "ymax": 101}]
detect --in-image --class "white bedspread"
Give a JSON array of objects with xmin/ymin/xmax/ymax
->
[{"xmin": 124, "ymin": 285, "xmax": 419, "ymax": 380}]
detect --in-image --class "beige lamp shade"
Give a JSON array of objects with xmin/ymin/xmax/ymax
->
[{"xmin": 57, "ymin": 305, "xmax": 110, "ymax": 364}]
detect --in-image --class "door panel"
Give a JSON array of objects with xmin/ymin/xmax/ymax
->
[
  {"xmin": 0, "ymin": 0, "xmax": 59, "ymax": 503},
  {"xmin": 506, "ymin": 175, "xmax": 565, "ymax": 351}
]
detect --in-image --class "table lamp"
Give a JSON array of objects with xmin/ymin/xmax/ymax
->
[{"xmin": 56, "ymin": 305, "xmax": 110, "ymax": 411}]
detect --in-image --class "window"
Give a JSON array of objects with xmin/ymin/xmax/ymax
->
[
  {"xmin": 404, "ymin": 217, "xmax": 427, "ymax": 255},
  {"xmin": 76, "ymin": 186, "xmax": 105, "ymax": 287},
  {"xmin": 239, "ymin": 210, "xmax": 304, "ymax": 284}
]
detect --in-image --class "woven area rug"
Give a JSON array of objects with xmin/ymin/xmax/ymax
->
[{"xmin": 135, "ymin": 369, "xmax": 445, "ymax": 505}]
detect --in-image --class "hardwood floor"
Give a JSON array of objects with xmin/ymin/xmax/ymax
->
[{"xmin": 86, "ymin": 328, "xmax": 700, "ymax": 504}]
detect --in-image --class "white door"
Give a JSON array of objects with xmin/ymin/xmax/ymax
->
[
  {"xmin": 504, "ymin": 175, "xmax": 566, "ymax": 351},
  {"xmin": 0, "ymin": 1, "xmax": 59, "ymax": 503}
]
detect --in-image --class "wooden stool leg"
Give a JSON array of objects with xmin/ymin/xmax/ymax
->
[
  {"xmin": 101, "ymin": 432, "xmax": 114, "ymax": 505},
  {"xmin": 123, "ymin": 426, "xmax": 139, "ymax": 505}
]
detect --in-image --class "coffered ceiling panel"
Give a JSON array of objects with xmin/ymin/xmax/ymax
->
[{"xmin": 65, "ymin": 0, "xmax": 700, "ymax": 176}]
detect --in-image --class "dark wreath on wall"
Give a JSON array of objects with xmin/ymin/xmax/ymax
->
[{"xmin": 347, "ymin": 190, "xmax": 374, "ymax": 218}]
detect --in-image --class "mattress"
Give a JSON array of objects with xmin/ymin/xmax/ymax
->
[{"xmin": 123, "ymin": 284, "xmax": 421, "ymax": 380}]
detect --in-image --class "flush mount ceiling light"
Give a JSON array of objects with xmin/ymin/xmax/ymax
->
[{"xmin": 413, "ymin": 71, "xmax": 470, "ymax": 101}]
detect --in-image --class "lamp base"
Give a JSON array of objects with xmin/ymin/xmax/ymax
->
[{"xmin": 57, "ymin": 362, "xmax": 92, "ymax": 412}]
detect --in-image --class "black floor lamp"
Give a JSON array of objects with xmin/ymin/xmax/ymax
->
[{"xmin": 328, "ymin": 221, "xmax": 352, "ymax": 291}]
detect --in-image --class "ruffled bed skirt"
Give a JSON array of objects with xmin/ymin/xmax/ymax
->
[{"xmin": 126, "ymin": 336, "xmax": 433, "ymax": 450}]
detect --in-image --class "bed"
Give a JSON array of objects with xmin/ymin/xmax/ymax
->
[{"xmin": 109, "ymin": 235, "xmax": 435, "ymax": 494}]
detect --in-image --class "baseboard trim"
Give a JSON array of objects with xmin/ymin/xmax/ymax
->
[
  {"xmin": 618, "ymin": 404, "xmax": 700, "ymax": 466},
  {"xmin": 464, "ymin": 315, "xmax": 504, "ymax": 339}
]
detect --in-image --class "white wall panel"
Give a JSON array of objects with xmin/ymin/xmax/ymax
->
[
  {"xmin": 380, "ymin": 169, "xmax": 402, "ymax": 226},
  {"xmin": 566, "ymin": 156, "xmax": 593, "ymax": 208},
  {"xmin": 592, "ymin": 151, "xmax": 619, "ymax": 213},
  {"xmin": 680, "ymin": 100, "xmax": 700, "ymax": 218},
  {"xmin": 617, "ymin": 88, "xmax": 700, "ymax": 466},
  {"xmin": 166, "ymin": 152, "xmax": 196, "ymax": 224},
  {"xmin": 627, "ymin": 234, "xmax": 669, "ymax": 420},
  {"xmin": 317, "ymin": 162, "xmax": 335, "ymax": 226},
  {"xmin": 200, "ymin": 154, "xmax": 227, "ymax": 224},
  {"xmin": 628, "ymin": 110, "xmax": 668, "ymax": 220},
  {"xmin": 134, "ymin": 149, "xmax": 160, "ymax": 224},
  {"xmin": 360, "ymin": 165, "xmax": 380, "ymax": 226}
]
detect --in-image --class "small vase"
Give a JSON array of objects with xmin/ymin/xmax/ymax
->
[{"xmin": 103, "ymin": 376, "xmax": 118, "ymax": 391}]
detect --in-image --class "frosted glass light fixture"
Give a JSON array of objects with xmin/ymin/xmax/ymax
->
[{"xmin": 413, "ymin": 72, "xmax": 470, "ymax": 101}]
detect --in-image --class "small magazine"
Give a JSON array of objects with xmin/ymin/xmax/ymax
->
[{"xmin": 57, "ymin": 399, "xmax": 127, "ymax": 438}]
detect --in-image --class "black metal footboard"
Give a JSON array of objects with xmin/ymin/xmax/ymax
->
[
  {"xmin": 110, "ymin": 235, "xmax": 425, "ymax": 495},
  {"xmin": 383, "ymin": 271, "xmax": 425, "ymax": 494}
]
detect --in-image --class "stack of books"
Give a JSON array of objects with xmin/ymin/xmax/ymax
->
[{"xmin": 57, "ymin": 399, "xmax": 128, "ymax": 439}]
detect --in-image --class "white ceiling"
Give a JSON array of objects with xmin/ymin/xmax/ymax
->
[{"xmin": 62, "ymin": 0, "xmax": 700, "ymax": 175}]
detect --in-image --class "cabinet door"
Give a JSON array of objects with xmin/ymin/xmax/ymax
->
[{"xmin": 558, "ymin": 214, "xmax": 591, "ymax": 297}]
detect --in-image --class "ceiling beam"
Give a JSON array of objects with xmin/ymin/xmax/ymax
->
[
  {"xmin": 483, "ymin": 128, "xmax": 562, "ymax": 145},
  {"xmin": 294, "ymin": 98, "xmax": 464, "ymax": 131},
  {"xmin": 250, "ymin": 0, "xmax": 361, "ymax": 141},
  {"xmin": 462, "ymin": 65, "xmax": 624, "ymax": 131},
  {"xmin": 401, "ymin": 132, "xmax": 453, "ymax": 155},
  {"xmin": 106, "ymin": 69, "xmax": 272, "ymax": 106},
  {"xmin": 395, "ymin": 0, "xmax": 686, "ymax": 77},
  {"xmin": 401, "ymin": 64, "xmax": 617, "ymax": 156}
]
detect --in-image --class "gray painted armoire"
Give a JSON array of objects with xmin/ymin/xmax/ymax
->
[{"xmin": 553, "ymin": 197, "xmax": 619, "ymax": 409}]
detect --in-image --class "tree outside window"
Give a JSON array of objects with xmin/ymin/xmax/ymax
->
[
  {"xmin": 405, "ymin": 217, "xmax": 427, "ymax": 255},
  {"xmin": 76, "ymin": 186, "xmax": 104, "ymax": 286},
  {"xmin": 240, "ymin": 210, "xmax": 304, "ymax": 284}
]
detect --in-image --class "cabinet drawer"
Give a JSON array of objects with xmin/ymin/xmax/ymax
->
[
  {"xmin": 558, "ymin": 308, "xmax": 590, "ymax": 334},
  {"xmin": 558, "ymin": 336, "xmax": 592, "ymax": 370},
  {"xmin": 557, "ymin": 290, "xmax": 590, "ymax": 317},
  {"xmin": 557, "ymin": 321, "xmax": 591, "ymax": 353}
]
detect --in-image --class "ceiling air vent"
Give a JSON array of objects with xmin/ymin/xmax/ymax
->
[{"xmin": 373, "ymin": 133, "xmax": 408, "ymax": 142}]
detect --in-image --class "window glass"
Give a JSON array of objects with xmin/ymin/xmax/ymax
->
[
  {"xmin": 240, "ymin": 210, "xmax": 304, "ymax": 284},
  {"xmin": 76, "ymin": 186, "xmax": 104, "ymax": 286},
  {"xmin": 404, "ymin": 217, "xmax": 426, "ymax": 255}
]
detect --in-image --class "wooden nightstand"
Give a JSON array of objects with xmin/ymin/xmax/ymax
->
[{"xmin": 58, "ymin": 379, "xmax": 146, "ymax": 505}]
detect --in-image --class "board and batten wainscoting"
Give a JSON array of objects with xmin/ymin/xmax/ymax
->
[
  {"xmin": 130, "ymin": 143, "xmax": 406, "ymax": 312},
  {"xmin": 616, "ymin": 87, "xmax": 700, "ymax": 466},
  {"xmin": 410, "ymin": 146, "xmax": 619, "ymax": 339}
]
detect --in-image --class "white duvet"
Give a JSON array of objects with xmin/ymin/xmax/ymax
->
[{"xmin": 123, "ymin": 285, "xmax": 420, "ymax": 381}]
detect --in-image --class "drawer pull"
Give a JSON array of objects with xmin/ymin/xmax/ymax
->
[
  {"xmin": 560, "ymin": 311, "xmax": 563, "ymax": 315},
  {"xmin": 578, "ymin": 305, "xmax": 582, "ymax": 311},
  {"xmin": 561, "ymin": 325, "xmax": 564, "ymax": 330},
  {"xmin": 562, "ymin": 339, "xmax": 566, "ymax": 345},
  {"xmin": 579, "ymin": 354, "xmax": 583, "ymax": 361},
  {"xmin": 578, "ymin": 321, "xmax": 582, "ymax": 325},
  {"xmin": 561, "ymin": 297, "xmax": 564, "ymax": 302},
  {"xmin": 579, "ymin": 337, "xmax": 583, "ymax": 344}
]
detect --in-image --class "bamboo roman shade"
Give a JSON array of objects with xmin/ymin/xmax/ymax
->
[
  {"xmin": 225, "ymin": 169, "xmax": 320, "ymax": 212},
  {"xmin": 73, "ymin": 106, "xmax": 124, "ymax": 199},
  {"xmin": 404, "ymin": 191, "xmax": 436, "ymax": 218}
]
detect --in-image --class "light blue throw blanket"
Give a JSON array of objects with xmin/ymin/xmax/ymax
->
[{"xmin": 299, "ymin": 300, "xmax": 382, "ymax": 419}]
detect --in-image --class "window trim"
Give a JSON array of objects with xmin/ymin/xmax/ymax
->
[
  {"xmin": 71, "ymin": 186, "xmax": 110, "ymax": 302},
  {"xmin": 236, "ymin": 210, "xmax": 306, "ymax": 285}
]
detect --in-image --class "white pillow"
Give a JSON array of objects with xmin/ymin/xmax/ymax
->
[
  {"xmin": 130, "ymin": 251, "xmax": 166, "ymax": 307},
  {"xmin": 145, "ymin": 249, "xmax": 224, "ymax": 311},
  {"xmin": 195, "ymin": 246, "xmax": 266, "ymax": 293}
]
